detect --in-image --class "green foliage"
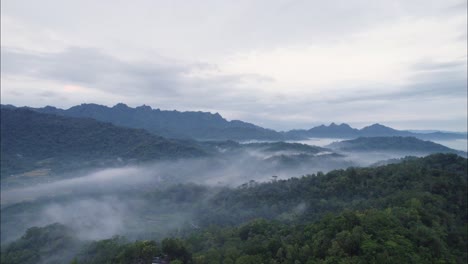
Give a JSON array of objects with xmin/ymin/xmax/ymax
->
[
  {"xmin": 72, "ymin": 237, "xmax": 160, "ymax": 264},
  {"xmin": 2, "ymin": 154, "xmax": 467, "ymax": 263},
  {"xmin": 162, "ymin": 238, "xmax": 191, "ymax": 262},
  {"xmin": 195, "ymin": 153, "xmax": 467, "ymax": 228},
  {"xmin": 0, "ymin": 108, "xmax": 206, "ymax": 177},
  {"xmin": 0, "ymin": 223, "xmax": 79, "ymax": 264}
]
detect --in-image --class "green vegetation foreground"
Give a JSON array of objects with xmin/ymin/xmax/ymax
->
[{"xmin": 1, "ymin": 154, "xmax": 467, "ymax": 263}]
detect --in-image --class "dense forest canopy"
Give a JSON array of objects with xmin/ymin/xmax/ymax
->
[
  {"xmin": 2, "ymin": 154, "xmax": 466, "ymax": 263},
  {"xmin": 0, "ymin": 108, "xmax": 206, "ymax": 180}
]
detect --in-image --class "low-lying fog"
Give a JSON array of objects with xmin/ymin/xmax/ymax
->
[
  {"xmin": 287, "ymin": 138, "xmax": 347, "ymax": 147},
  {"xmin": 1, "ymin": 149, "xmax": 348, "ymax": 205},
  {"xmin": 1, "ymin": 141, "xmax": 459, "ymax": 245},
  {"xmin": 291, "ymin": 137, "xmax": 468, "ymax": 152},
  {"xmin": 432, "ymin": 139, "xmax": 467, "ymax": 152}
]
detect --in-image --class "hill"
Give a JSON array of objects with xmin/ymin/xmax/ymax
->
[
  {"xmin": 6, "ymin": 103, "xmax": 285, "ymax": 141},
  {"xmin": 2, "ymin": 154, "xmax": 467, "ymax": 263},
  {"xmin": 0, "ymin": 108, "xmax": 206, "ymax": 178},
  {"xmin": 284, "ymin": 123, "xmax": 466, "ymax": 140},
  {"xmin": 327, "ymin": 136, "xmax": 466, "ymax": 156}
]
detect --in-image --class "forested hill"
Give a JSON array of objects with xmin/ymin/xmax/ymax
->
[
  {"xmin": 2, "ymin": 154, "xmax": 467, "ymax": 263},
  {"xmin": 328, "ymin": 136, "xmax": 467, "ymax": 156},
  {"xmin": 0, "ymin": 108, "xmax": 205, "ymax": 177},
  {"xmin": 4, "ymin": 103, "xmax": 285, "ymax": 141}
]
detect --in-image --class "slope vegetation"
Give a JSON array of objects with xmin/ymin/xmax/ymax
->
[
  {"xmin": 2, "ymin": 154, "xmax": 466, "ymax": 263},
  {"xmin": 1, "ymin": 108, "xmax": 205, "ymax": 177}
]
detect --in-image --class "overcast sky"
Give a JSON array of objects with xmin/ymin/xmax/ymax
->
[{"xmin": 1, "ymin": 0, "xmax": 467, "ymax": 131}]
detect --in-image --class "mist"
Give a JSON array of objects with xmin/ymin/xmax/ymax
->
[
  {"xmin": 0, "ymin": 142, "xmax": 453, "ymax": 245},
  {"xmin": 1, "ymin": 145, "xmax": 356, "ymax": 205}
]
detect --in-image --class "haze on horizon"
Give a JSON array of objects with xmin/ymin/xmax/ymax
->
[{"xmin": 1, "ymin": 0, "xmax": 467, "ymax": 131}]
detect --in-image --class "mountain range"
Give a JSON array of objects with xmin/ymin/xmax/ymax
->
[
  {"xmin": 2, "ymin": 105, "xmax": 467, "ymax": 263},
  {"xmin": 287, "ymin": 122, "xmax": 467, "ymax": 140},
  {"xmin": 2, "ymin": 103, "xmax": 466, "ymax": 141},
  {"xmin": 1, "ymin": 109, "xmax": 350, "ymax": 187},
  {"xmin": 0, "ymin": 108, "xmax": 205, "ymax": 179},
  {"xmin": 1, "ymin": 104, "xmax": 283, "ymax": 141}
]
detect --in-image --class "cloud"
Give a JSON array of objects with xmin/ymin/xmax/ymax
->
[
  {"xmin": 1, "ymin": 0, "xmax": 466, "ymax": 131},
  {"xmin": 1, "ymin": 47, "xmax": 187, "ymax": 96},
  {"xmin": 412, "ymin": 59, "xmax": 467, "ymax": 72},
  {"xmin": 1, "ymin": 47, "xmax": 274, "ymax": 100},
  {"xmin": 328, "ymin": 75, "xmax": 467, "ymax": 104}
]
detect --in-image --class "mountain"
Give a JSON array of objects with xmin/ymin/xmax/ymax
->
[
  {"xmin": 285, "ymin": 122, "xmax": 466, "ymax": 140},
  {"xmin": 7, "ymin": 103, "xmax": 285, "ymax": 141},
  {"xmin": 0, "ymin": 108, "xmax": 206, "ymax": 178},
  {"xmin": 309, "ymin": 122, "xmax": 359, "ymax": 136},
  {"xmin": 3, "ymin": 104, "xmax": 465, "ymax": 141},
  {"xmin": 287, "ymin": 123, "xmax": 359, "ymax": 138},
  {"xmin": 359, "ymin": 123, "xmax": 409, "ymax": 136},
  {"xmin": 327, "ymin": 136, "xmax": 466, "ymax": 156}
]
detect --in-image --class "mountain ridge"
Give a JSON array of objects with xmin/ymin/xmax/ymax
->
[
  {"xmin": 6, "ymin": 103, "xmax": 285, "ymax": 141},
  {"xmin": 327, "ymin": 136, "xmax": 467, "ymax": 157},
  {"xmin": 0, "ymin": 108, "xmax": 206, "ymax": 179},
  {"xmin": 287, "ymin": 122, "xmax": 465, "ymax": 140},
  {"xmin": 2, "ymin": 104, "xmax": 466, "ymax": 141}
]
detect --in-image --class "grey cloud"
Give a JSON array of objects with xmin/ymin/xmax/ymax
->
[
  {"xmin": 37, "ymin": 90, "xmax": 60, "ymax": 98},
  {"xmin": 1, "ymin": 0, "xmax": 466, "ymax": 132},
  {"xmin": 3, "ymin": 0, "xmax": 462, "ymax": 58},
  {"xmin": 328, "ymin": 63, "xmax": 467, "ymax": 104},
  {"xmin": 1, "ymin": 47, "xmax": 273, "ymax": 101},
  {"xmin": 404, "ymin": 65, "xmax": 466, "ymax": 96},
  {"xmin": 447, "ymin": 1, "xmax": 468, "ymax": 13},
  {"xmin": 4, "ymin": 90, "xmax": 24, "ymax": 96},
  {"xmin": 1, "ymin": 47, "xmax": 187, "ymax": 96},
  {"xmin": 412, "ymin": 59, "xmax": 466, "ymax": 72}
]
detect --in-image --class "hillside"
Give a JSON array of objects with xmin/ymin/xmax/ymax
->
[
  {"xmin": 327, "ymin": 136, "xmax": 466, "ymax": 156},
  {"xmin": 7, "ymin": 103, "xmax": 285, "ymax": 141},
  {"xmin": 0, "ymin": 108, "xmax": 206, "ymax": 178},
  {"xmin": 2, "ymin": 154, "xmax": 467, "ymax": 263}
]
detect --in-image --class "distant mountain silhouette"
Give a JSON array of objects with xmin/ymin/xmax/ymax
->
[
  {"xmin": 285, "ymin": 123, "xmax": 466, "ymax": 140},
  {"xmin": 309, "ymin": 123, "xmax": 359, "ymax": 136},
  {"xmin": 327, "ymin": 136, "xmax": 466, "ymax": 156},
  {"xmin": 7, "ymin": 103, "xmax": 284, "ymax": 141},
  {"xmin": 2, "ymin": 104, "xmax": 465, "ymax": 141}
]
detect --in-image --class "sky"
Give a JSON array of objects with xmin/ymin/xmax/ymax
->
[{"xmin": 1, "ymin": 0, "xmax": 467, "ymax": 131}]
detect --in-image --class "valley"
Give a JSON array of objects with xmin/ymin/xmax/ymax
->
[
  {"xmin": 2, "ymin": 1, "xmax": 466, "ymax": 263},
  {"xmin": 0, "ymin": 104, "xmax": 466, "ymax": 263}
]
